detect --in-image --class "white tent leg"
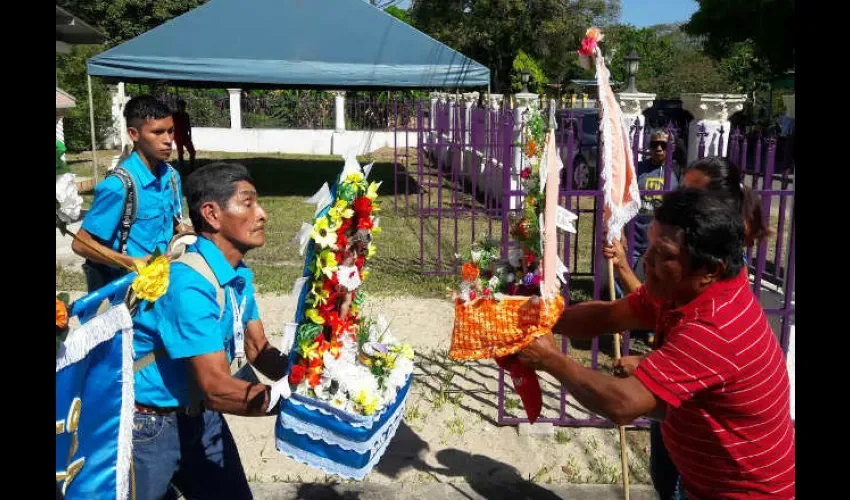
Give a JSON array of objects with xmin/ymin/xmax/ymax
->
[{"xmin": 87, "ymin": 74, "xmax": 99, "ymax": 182}]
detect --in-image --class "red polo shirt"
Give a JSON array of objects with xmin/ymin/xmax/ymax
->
[{"xmin": 629, "ymin": 269, "xmax": 795, "ymax": 499}]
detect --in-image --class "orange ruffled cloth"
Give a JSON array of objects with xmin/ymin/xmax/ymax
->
[{"xmin": 449, "ymin": 294, "xmax": 565, "ymax": 361}]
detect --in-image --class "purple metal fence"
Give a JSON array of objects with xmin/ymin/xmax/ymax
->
[{"xmin": 397, "ymin": 102, "xmax": 795, "ymax": 428}]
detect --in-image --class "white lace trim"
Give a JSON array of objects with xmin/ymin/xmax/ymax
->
[
  {"xmin": 287, "ymin": 376, "xmax": 410, "ymax": 429},
  {"xmin": 594, "ymin": 48, "xmax": 641, "ymax": 244},
  {"xmin": 278, "ymin": 397, "xmax": 407, "ymax": 453},
  {"xmin": 275, "ymin": 399, "xmax": 406, "ymax": 481}
]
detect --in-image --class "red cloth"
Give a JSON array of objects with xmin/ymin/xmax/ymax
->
[
  {"xmin": 629, "ymin": 270, "xmax": 795, "ymax": 499},
  {"xmin": 496, "ymin": 354, "xmax": 541, "ymax": 424}
]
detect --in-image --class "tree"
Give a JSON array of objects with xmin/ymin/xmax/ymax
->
[
  {"xmin": 602, "ymin": 24, "xmax": 733, "ymax": 98},
  {"xmin": 56, "ymin": 45, "xmax": 113, "ymax": 152},
  {"xmin": 683, "ymin": 0, "xmax": 794, "ymax": 78},
  {"xmin": 409, "ymin": 0, "xmax": 621, "ymax": 92},
  {"xmin": 384, "ymin": 5, "xmax": 412, "ymax": 25}
]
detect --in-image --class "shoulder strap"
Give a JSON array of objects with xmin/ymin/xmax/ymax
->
[
  {"xmin": 166, "ymin": 164, "xmax": 184, "ymax": 223},
  {"xmin": 173, "ymin": 252, "xmax": 225, "ymax": 313},
  {"xmin": 107, "ymin": 167, "xmax": 137, "ymax": 255}
]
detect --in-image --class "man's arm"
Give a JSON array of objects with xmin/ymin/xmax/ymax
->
[
  {"xmin": 189, "ymin": 351, "xmax": 276, "ymax": 416},
  {"xmin": 519, "ymin": 334, "xmax": 664, "ymax": 424},
  {"xmin": 244, "ymin": 319, "xmax": 289, "ymax": 381},
  {"xmin": 71, "ymin": 228, "xmax": 141, "ymax": 269},
  {"xmin": 552, "ymin": 296, "xmax": 652, "ymax": 339}
]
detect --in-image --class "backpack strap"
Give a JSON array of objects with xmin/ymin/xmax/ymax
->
[
  {"xmin": 107, "ymin": 167, "xmax": 137, "ymax": 255},
  {"xmin": 166, "ymin": 164, "xmax": 187, "ymax": 226},
  {"xmin": 132, "ymin": 251, "xmax": 226, "ymax": 416}
]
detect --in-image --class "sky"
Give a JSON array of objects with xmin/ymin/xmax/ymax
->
[
  {"xmin": 620, "ymin": 0, "xmax": 698, "ymax": 28},
  {"xmin": 392, "ymin": 0, "xmax": 699, "ymax": 28}
]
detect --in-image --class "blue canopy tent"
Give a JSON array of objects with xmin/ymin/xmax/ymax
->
[{"xmin": 86, "ymin": 0, "xmax": 490, "ymax": 90}]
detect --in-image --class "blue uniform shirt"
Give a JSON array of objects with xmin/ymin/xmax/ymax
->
[
  {"xmin": 133, "ymin": 236, "xmax": 260, "ymax": 407},
  {"xmin": 81, "ymin": 151, "xmax": 184, "ymax": 257}
]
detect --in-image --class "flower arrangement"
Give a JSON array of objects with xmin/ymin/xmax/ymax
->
[
  {"xmin": 577, "ymin": 27, "xmax": 604, "ymax": 71},
  {"xmin": 287, "ymin": 158, "xmax": 414, "ymax": 416},
  {"xmin": 455, "ymin": 106, "xmax": 552, "ymax": 303}
]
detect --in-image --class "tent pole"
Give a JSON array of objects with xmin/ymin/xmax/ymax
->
[{"xmin": 87, "ymin": 74, "xmax": 99, "ymax": 182}]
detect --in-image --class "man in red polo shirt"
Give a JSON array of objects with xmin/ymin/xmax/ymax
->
[{"xmin": 518, "ymin": 188, "xmax": 794, "ymax": 499}]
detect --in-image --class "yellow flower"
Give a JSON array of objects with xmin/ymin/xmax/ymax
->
[
  {"xmin": 372, "ymin": 226, "xmax": 382, "ymax": 236},
  {"xmin": 132, "ymin": 255, "xmax": 170, "ymax": 302},
  {"xmin": 393, "ymin": 343, "xmax": 415, "ymax": 361},
  {"xmin": 366, "ymin": 181, "xmax": 381, "ymax": 201},
  {"xmin": 328, "ymin": 200, "xmax": 353, "ymax": 225},
  {"xmin": 354, "ymin": 390, "xmax": 378, "ymax": 416},
  {"xmin": 311, "ymin": 217, "xmax": 338, "ymax": 249},
  {"xmin": 344, "ymin": 172, "xmax": 364, "ymax": 185},
  {"xmin": 311, "ymin": 285, "xmax": 330, "ymax": 308},
  {"xmin": 317, "ymin": 249, "xmax": 339, "ymax": 279},
  {"xmin": 305, "ymin": 308, "xmax": 325, "ymax": 325},
  {"xmin": 367, "ymin": 244, "xmax": 377, "ymax": 259},
  {"xmin": 300, "ymin": 340, "xmax": 322, "ymax": 360},
  {"xmin": 361, "ymin": 269, "xmax": 370, "ymax": 281}
]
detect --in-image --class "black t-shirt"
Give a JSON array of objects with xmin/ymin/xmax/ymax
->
[{"xmin": 632, "ymin": 159, "xmax": 679, "ymax": 257}]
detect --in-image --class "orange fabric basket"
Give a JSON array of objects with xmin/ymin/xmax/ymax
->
[{"xmin": 449, "ymin": 294, "xmax": 565, "ymax": 361}]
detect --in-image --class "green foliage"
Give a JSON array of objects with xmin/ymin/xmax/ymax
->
[
  {"xmin": 384, "ymin": 5, "xmax": 412, "ymax": 25},
  {"xmin": 56, "ymin": 45, "xmax": 113, "ymax": 153},
  {"xmin": 410, "ymin": 0, "xmax": 621, "ymax": 92},
  {"xmin": 684, "ymin": 0, "xmax": 794, "ymax": 79},
  {"xmin": 511, "ymin": 51, "xmax": 548, "ymax": 94}
]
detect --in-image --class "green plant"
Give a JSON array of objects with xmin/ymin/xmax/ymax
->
[
  {"xmin": 555, "ymin": 429, "xmax": 572, "ymax": 444},
  {"xmin": 511, "ymin": 50, "xmax": 548, "ymax": 94}
]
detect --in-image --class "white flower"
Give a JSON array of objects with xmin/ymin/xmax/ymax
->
[
  {"xmin": 387, "ymin": 357, "xmax": 413, "ymax": 391},
  {"xmin": 508, "ymin": 247, "xmax": 523, "ymax": 268},
  {"xmin": 488, "ymin": 276, "xmax": 501, "ymax": 289},
  {"xmin": 470, "ymin": 248, "xmax": 483, "ymax": 264},
  {"xmin": 56, "ymin": 173, "xmax": 83, "ymax": 223}
]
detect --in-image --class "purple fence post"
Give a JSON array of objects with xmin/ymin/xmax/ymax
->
[
  {"xmin": 729, "ymin": 128, "xmax": 741, "ymax": 165},
  {"xmin": 718, "ymin": 125, "xmax": 725, "ymax": 157},
  {"xmin": 418, "ymin": 101, "xmax": 426, "ymax": 274},
  {"xmin": 752, "ymin": 134, "xmax": 777, "ymax": 300},
  {"xmin": 780, "ymin": 201, "xmax": 796, "ymax": 354},
  {"xmin": 393, "ymin": 98, "xmax": 399, "ymax": 215}
]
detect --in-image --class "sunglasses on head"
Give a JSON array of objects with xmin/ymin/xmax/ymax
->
[{"xmin": 650, "ymin": 141, "xmax": 668, "ymax": 150}]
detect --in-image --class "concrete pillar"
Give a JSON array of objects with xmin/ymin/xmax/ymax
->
[
  {"xmin": 447, "ymin": 93, "xmax": 459, "ymax": 141},
  {"xmin": 681, "ymin": 93, "xmax": 747, "ymax": 163},
  {"xmin": 512, "ymin": 92, "xmax": 538, "ymax": 209},
  {"xmin": 332, "ymin": 91, "xmax": 346, "ymax": 133},
  {"xmin": 228, "ymin": 88, "xmax": 242, "ymax": 130},
  {"xmin": 429, "ymin": 91, "xmax": 440, "ymax": 133},
  {"xmin": 616, "ymin": 92, "xmax": 656, "ymax": 153},
  {"xmin": 461, "ymin": 92, "xmax": 478, "ymax": 144}
]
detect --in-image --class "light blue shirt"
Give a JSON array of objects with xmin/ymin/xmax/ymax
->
[
  {"xmin": 81, "ymin": 151, "xmax": 183, "ymax": 257},
  {"xmin": 133, "ymin": 236, "xmax": 260, "ymax": 407}
]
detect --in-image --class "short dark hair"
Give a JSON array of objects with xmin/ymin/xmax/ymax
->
[
  {"xmin": 655, "ymin": 188, "xmax": 745, "ymax": 279},
  {"xmin": 123, "ymin": 94, "xmax": 171, "ymax": 129},
  {"xmin": 185, "ymin": 162, "xmax": 255, "ymax": 232},
  {"xmin": 685, "ymin": 156, "xmax": 770, "ymax": 246}
]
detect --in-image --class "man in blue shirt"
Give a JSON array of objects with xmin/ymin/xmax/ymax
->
[
  {"xmin": 72, "ymin": 95, "xmax": 190, "ymax": 292},
  {"xmin": 132, "ymin": 162, "xmax": 289, "ymax": 500}
]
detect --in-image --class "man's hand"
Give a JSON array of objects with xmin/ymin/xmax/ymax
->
[
  {"xmin": 613, "ymin": 355, "xmax": 644, "ymax": 378},
  {"xmin": 517, "ymin": 333, "xmax": 563, "ymax": 371},
  {"xmin": 603, "ymin": 239, "xmax": 629, "ymax": 270}
]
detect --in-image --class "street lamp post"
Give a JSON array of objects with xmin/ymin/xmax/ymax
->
[
  {"xmin": 521, "ymin": 69, "xmax": 530, "ymax": 94},
  {"xmin": 623, "ymin": 49, "xmax": 640, "ymax": 93}
]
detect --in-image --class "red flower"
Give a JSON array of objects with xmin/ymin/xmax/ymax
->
[
  {"xmin": 357, "ymin": 216, "xmax": 373, "ymax": 230},
  {"xmin": 307, "ymin": 370, "xmax": 323, "ymax": 387},
  {"xmin": 355, "ymin": 255, "xmax": 365, "ymax": 269},
  {"xmin": 339, "ymin": 217, "xmax": 353, "ymax": 233},
  {"xmin": 352, "ymin": 197, "xmax": 372, "ymax": 217},
  {"xmin": 578, "ymin": 37, "xmax": 597, "ymax": 57},
  {"xmin": 337, "ymin": 232, "xmax": 348, "ymax": 250},
  {"xmin": 520, "ymin": 167, "xmax": 532, "ymax": 179},
  {"xmin": 289, "ymin": 364, "xmax": 306, "ymax": 385},
  {"xmin": 524, "ymin": 251, "xmax": 536, "ymax": 267}
]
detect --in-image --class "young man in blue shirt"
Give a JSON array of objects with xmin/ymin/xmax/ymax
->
[
  {"xmin": 72, "ymin": 95, "xmax": 190, "ymax": 292},
  {"xmin": 132, "ymin": 162, "xmax": 289, "ymax": 500}
]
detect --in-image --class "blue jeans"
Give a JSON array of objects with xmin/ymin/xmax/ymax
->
[
  {"xmin": 650, "ymin": 422, "xmax": 687, "ymax": 500},
  {"xmin": 132, "ymin": 409, "xmax": 252, "ymax": 500}
]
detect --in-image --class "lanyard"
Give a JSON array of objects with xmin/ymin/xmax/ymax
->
[{"xmin": 228, "ymin": 286, "xmax": 247, "ymax": 362}]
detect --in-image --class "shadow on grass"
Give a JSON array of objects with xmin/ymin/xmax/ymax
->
[{"xmin": 185, "ymin": 157, "xmax": 423, "ymax": 199}]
